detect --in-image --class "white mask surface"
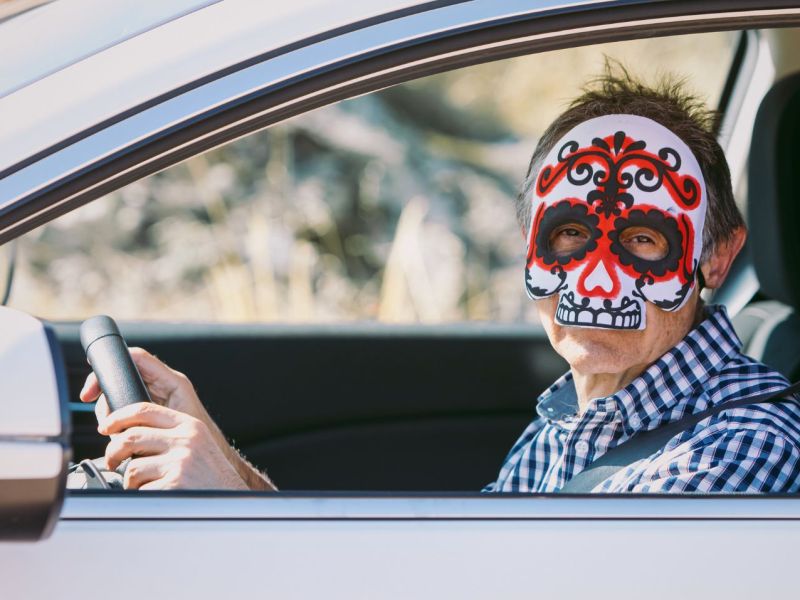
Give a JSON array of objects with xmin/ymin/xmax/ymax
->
[{"xmin": 525, "ymin": 114, "xmax": 707, "ymax": 330}]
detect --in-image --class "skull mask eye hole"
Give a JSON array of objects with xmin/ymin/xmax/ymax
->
[
  {"xmin": 534, "ymin": 201, "xmax": 601, "ymax": 266},
  {"xmin": 549, "ymin": 223, "xmax": 592, "ymax": 257},
  {"xmin": 609, "ymin": 209, "xmax": 683, "ymax": 276},
  {"xmin": 615, "ymin": 226, "xmax": 668, "ymax": 261}
]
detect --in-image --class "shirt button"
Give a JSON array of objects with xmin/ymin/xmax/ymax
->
[
  {"xmin": 575, "ymin": 440, "xmax": 591, "ymax": 455},
  {"xmin": 629, "ymin": 415, "xmax": 642, "ymax": 428}
]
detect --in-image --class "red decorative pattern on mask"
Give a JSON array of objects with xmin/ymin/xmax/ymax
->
[
  {"xmin": 527, "ymin": 200, "xmax": 696, "ymax": 300},
  {"xmin": 535, "ymin": 132, "xmax": 701, "ymax": 216}
]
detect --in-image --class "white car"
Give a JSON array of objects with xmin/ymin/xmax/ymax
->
[{"xmin": 2, "ymin": 1, "xmax": 800, "ymax": 598}]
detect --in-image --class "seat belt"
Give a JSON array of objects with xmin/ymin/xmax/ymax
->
[{"xmin": 558, "ymin": 380, "xmax": 800, "ymax": 493}]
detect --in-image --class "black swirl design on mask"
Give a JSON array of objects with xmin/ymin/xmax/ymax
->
[
  {"xmin": 632, "ymin": 263, "xmax": 696, "ymax": 311},
  {"xmin": 536, "ymin": 130, "xmax": 701, "ymax": 218},
  {"xmin": 525, "ymin": 264, "xmax": 568, "ymax": 298}
]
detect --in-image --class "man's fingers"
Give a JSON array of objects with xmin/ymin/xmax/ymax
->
[
  {"xmin": 79, "ymin": 372, "xmax": 101, "ymax": 403},
  {"xmin": 128, "ymin": 347, "xmax": 190, "ymax": 398},
  {"xmin": 138, "ymin": 478, "xmax": 175, "ymax": 491},
  {"xmin": 105, "ymin": 426, "xmax": 172, "ymax": 471},
  {"xmin": 98, "ymin": 401, "xmax": 186, "ymax": 436},
  {"xmin": 123, "ymin": 455, "xmax": 168, "ymax": 490},
  {"xmin": 94, "ymin": 394, "xmax": 110, "ymax": 425}
]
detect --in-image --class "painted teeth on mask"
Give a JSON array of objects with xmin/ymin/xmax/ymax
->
[
  {"xmin": 556, "ymin": 295, "xmax": 642, "ymax": 329},
  {"xmin": 596, "ymin": 313, "xmax": 613, "ymax": 326},
  {"xmin": 556, "ymin": 307, "xmax": 596, "ymax": 325},
  {"xmin": 609, "ymin": 311, "xmax": 640, "ymax": 328}
]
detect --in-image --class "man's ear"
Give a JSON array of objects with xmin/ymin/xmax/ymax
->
[{"xmin": 699, "ymin": 226, "xmax": 747, "ymax": 289}]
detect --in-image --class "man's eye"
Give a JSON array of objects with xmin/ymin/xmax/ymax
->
[
  {"xmin": 548, "ymin": 223, "xmax": 591, "ymax": 256},
  {"xmin": 620, "ymin": 227, "xmax": 668, "ymax": 261},
  {"xmin": 631, "ymin": 234, "xmax": 654, "ymax": 244}
]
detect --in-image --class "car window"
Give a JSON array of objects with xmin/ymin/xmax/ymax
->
[
  {"xmin": 9, "ymin": 31, "xmax": 739, "ymax": 325},
  {"xmin": 10, "ymin": 30, "xmax": 752, "ymax": 494}
]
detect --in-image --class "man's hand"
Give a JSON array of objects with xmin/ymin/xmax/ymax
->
[
  {"xmin": 98, "ymin": 402, "xmax": 248, "ymax": 490},
  {"xmin": 79, "ymin": 347, "xmax": 276, "ymax": 491}
]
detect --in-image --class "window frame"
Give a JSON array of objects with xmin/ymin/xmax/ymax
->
[
  {"xmin": 7, "ymin": 1, "xmax": 799, "ymax": 514},
  {"xmin": 1, "ymin": 1, "xmax": 798, "ymax": 246}
]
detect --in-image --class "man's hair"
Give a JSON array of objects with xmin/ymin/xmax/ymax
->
[{"xmin": 516, "ymin": 63, "xmax": 744, "ymax": 262}]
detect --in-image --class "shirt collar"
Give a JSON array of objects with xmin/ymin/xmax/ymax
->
[{"xmin": 536, "ymin": 304, "xmax": 743, "ymax": 433}]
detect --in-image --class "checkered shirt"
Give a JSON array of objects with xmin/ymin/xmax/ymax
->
[{"xmin": 484, "ymin": 305, "xmax": 800, "ymax": 493}]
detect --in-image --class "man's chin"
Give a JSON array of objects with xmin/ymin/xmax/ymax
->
[{"xmin": 552, "ymin": 327, "xmax": 643, "ymax": 374}]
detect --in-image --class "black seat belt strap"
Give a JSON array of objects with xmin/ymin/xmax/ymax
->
[{"xmin": 558, "ymin": 380, "xmax": 800, "ymax": 493}]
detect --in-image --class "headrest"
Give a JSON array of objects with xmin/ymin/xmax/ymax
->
[{"xmin": 749, "ymin": 73, "xmax": 800, "ymax": 308}]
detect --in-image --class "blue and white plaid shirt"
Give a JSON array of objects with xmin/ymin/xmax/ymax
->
[{"xmin": 485, "ymin": 305, "xmax": 800, "ymax": 493}]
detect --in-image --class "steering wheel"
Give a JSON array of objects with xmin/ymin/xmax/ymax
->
[
  {"xmin": 66, "ymin": 316, "xmax": 151, "ymax": 489},
  {"xmin": 80, "ymin": 315, "xmax": 152, "ymax": 411}
]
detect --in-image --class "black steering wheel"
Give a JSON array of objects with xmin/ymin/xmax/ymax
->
[
  {"xmin": 80, "ymin": 315, "xmax": 152, "ymax": 411},
  {"xmin": 66, "ymin": 316, "xmax": 151, "ymax": 490}
]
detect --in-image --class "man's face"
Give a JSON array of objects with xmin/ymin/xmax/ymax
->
[{"xmin": 525, "ymin": 114, "xmax": 706, "ymax": 332}]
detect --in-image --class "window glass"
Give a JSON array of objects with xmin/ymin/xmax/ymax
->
[{"xmin": 10, "ymin": 32, "xmax": 738, "ymax": 323}]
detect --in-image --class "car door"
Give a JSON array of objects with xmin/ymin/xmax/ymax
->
[{"xmin": 3, "ymin": 1, "xmax": 800, "ymax": 598}]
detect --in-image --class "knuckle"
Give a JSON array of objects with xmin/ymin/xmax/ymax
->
[
  {"xmin": 124, "ymin": 465, "xmax": 140, "ymax": 488},
  {"xmin": 175, "ymin": 372, "xmax": 194, "ymax": 393},
  {"xmin": 104, "ymin": 443, "xmax": 119, "ymax": 466},
  {"xmin": 179, "ymin": 420, "xmax": 202, "ymax": 442},
  {"xmin": 120, "ymin": 432, "xmax": 135, "ymax": 452},
  {"xmin": 133, "ymin": 403, "xmax": 157, "ymax": 421}
]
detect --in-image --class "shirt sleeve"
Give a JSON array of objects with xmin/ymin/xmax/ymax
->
[{"xmin": 621, "ymin": 427, "xmax": 800, "ymax": 493}]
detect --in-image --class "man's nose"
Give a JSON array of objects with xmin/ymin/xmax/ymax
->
[{"xmin": 580, "ymin": 259, "xmax": 618, "ymax": 296}]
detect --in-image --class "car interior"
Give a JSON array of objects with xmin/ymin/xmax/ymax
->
[
  {"xmin": 38, "ymin": 27, "xmax": 800, "ymax": 493},
  {"xmin": 734, "ymin": 69, "xmax": 800, "ymax": 381}
]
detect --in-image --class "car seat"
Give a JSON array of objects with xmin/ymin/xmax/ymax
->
[{"xmin": 732, "ymin": 72, "xmax": 800, "ymax": 380}]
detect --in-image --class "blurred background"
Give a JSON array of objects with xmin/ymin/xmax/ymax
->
[{"xmin": 7, "ymin": 31, "xmax": 737, "ymax": 323}]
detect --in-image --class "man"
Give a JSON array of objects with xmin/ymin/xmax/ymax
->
[{"xmin": 80, "ymin": 69, "xmax": 800, "ymax": 492}]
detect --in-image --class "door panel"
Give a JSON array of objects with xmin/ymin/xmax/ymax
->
[
  {"xmin": 55, "ymin": 321, "xmax": 566, "ymax": 490},
  {"xmin": 5, "ymin": 494, "xmax": 800, "ymax": 600}
]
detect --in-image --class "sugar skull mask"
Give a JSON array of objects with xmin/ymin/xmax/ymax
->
[{"xmin": 525, "ymin": 114, "xmax": 707, "ymax": 330}]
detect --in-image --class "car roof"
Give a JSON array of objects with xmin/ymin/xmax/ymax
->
[
  {"xmin": 0, "ymin": 0, "xmax": 610, "ymax": 175},
  {"xmin": 0, "ymin": 0, "xmax": 436, "ymax": 99}
]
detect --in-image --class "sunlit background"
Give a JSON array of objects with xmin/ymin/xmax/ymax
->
[{"xmin": 8, "ymin": 31, "xmax": 738, "ymax": 323}]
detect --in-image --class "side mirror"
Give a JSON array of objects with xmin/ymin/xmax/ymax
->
[{"xmin": 0, "ymin": 306, "xmax": 69, "ymax": 541}]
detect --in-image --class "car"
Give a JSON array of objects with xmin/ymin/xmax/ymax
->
[{"xmin": 2, "ymin": 0, "xmax": 800, "ymax": 598}]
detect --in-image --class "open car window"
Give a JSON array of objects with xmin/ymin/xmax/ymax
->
[
  {"xmin": 11, "ymin": 31, "xmax": 743, "ymax": 493},
  {"xmin": 11, "ymin": 31, "xmax": 738, "ymax": 325}
]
